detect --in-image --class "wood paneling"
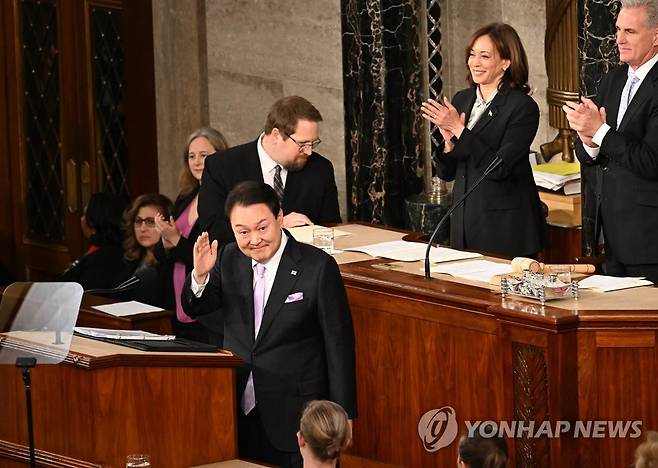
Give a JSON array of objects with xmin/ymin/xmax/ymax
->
[
  {"xmin": 0, "ymin": 336, "xmax": 240, "ymax": 468},
  {"xmin": 340, "ymin": 258, "xmax": 658, "ymax": 467}
]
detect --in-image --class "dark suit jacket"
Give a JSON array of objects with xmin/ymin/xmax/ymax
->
[
  {"xmin": 436, "ymin": 85, "xmax": 547, "ymax": 257},
  {"xmin": 575, "ymin": 62, "xmax": 658, "ymax": 264},
  {"xmin": 198, "ymin": 140, "xmax": 342, "ymax": 245},
  {"xmin": 182, "ymin": 232, "xmax": 357, "ymax": 452}
]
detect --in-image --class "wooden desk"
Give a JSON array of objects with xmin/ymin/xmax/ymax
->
[
  {"xmin": 77, "ymin": 294, "xmax": 174, "ymax": 335},
  {"xmin": 0, "ymin": 333, "xmax": 241, "ymax": 468},
  {"xmin": 333, "ymin": 224, "xmax": 658, "ymax": 467}
]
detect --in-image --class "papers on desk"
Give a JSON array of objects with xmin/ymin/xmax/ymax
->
[
  {"xmin": 428, "ymin": 259, "xmax": 514, "ymax": 283},
  {"xmin": 533, "ymin": 161, "xmax": 580, "ymax": 191},
  {"xmin": 343, "ymin": 240, "xmax": 482, "ymax": 263},
  {"xmin": 91, "ymin": 300, "xmax": 164, "ymax": 317},
  {"xmin": 287, "ymin": 225, "xmax": 352, "ymax": 245},
  {"xmin": 74, "ymin": 327, "xmax": 176, "ymax": 341},
  {"xmin": 577, "ymin": 275, "xmax": 654, "ymax": 292}
]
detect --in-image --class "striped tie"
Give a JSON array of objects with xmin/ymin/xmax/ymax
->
[{"xmin": 273, "ymin": 165, "xmax": 284, "ymax": 202}]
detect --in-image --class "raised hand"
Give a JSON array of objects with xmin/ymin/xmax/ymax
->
[{"xmin": 193, "ymin": 232, "xmax": 218, "ymax": 284}]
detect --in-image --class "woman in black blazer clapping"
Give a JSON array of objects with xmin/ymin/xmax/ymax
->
[
  {"xmin": 154, "ymin": 127, "xmax": 228, "ymax": 343},
  {"xmin": 421, "ymin": 23, "xmax": 547, "ymax": 258}
]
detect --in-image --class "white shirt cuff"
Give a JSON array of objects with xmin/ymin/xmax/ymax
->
[
  {"xmin": 190, "ymin": 269, "xmax": 210, "ymax": 297},
  {"xmin": 582, "ymin": 142, "xmax": 601, "ymax": 160},
  {"xmin": 589, "ymin": 123, "xmax": 612, "ymax": 153}
]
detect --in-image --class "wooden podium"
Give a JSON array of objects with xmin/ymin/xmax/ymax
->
[{"xmin": 0, "ymin": 333, "xmax": 242, "ymax": 467}]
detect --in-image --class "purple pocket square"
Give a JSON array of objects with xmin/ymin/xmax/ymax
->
[{"xmin": 285, "ymin": 292, "xmax": 304, "ymax": 303}]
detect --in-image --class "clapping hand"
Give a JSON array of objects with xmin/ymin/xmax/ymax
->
[
  {"xmin": 562, "ymin": 98, "xmax": 606, "ymax": 147},
  {"xmin": 421, "ymin": 97, "xmax": 466, "ymax": 152},
  {"xmin": 193, "ymin": 232, "xmax": 218, "ymax": 284},
  {"xmin": 154, "ymin": 213, "xmax": 182, "ymax": 249}
]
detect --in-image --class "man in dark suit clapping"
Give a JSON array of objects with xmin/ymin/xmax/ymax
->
[
  {"xmin": 183, "ymin": 181, "xmax": 356, "ymax": 467},
  {"xmin": 199, "ymin": 96, "xmax": 342, "ymax": 246},
  {"xmin": 564, "ymin": 0, "xmax": 658, "ymax": 283}
]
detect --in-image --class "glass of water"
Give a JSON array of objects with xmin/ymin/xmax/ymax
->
[
  {"xmin": 313, "ymin": 227, "xmax": 334, "ymax": 253},
  {"xmin": 126, "ymin": 454, "xmax": 151, "ymax": 468}
]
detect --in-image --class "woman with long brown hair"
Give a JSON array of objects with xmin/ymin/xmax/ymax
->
[{"xmin": 154, "ymin": 127, "xmax": 228, "ymax": 343}]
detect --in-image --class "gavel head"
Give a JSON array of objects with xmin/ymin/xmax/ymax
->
[{"xmin": 511, "ymin": 257, "xmax": 542, "ymax": 273}]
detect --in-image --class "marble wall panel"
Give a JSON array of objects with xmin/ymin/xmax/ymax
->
[
  {"xmin": 342, "ymin": 0, "xmax": 425, "ymax": 226},
  {"xmin": 205, "ymin": 1, "xmax": 343, "ymax": 90},
  {"xmin": 204, "ymin": 0, "xmax": 347, "ymax": 216},
  {"xmin": 152, "ymin": 0, "xmax": 208, "ymax": 200},
  {"xmin": 207, "ymin": 69, "xmax": 283, "ymax": 146}
]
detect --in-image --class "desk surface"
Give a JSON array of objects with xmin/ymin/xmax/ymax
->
[{"xmin": 334, "ymin": 223, "xmax": 658, "ymax": 319}]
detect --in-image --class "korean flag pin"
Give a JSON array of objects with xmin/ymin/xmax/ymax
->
[
  {"xmin": 488, "ymin": 110, "xmax": 493, "ymax": 117},
  {"xmin": 291, "ymin": 270, "xmax": 298, "ymax": 276}
]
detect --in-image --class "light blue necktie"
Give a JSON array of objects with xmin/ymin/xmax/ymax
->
[{"xmin": 617, "ymin": 72, "xmax": 639, "ymax": 129}]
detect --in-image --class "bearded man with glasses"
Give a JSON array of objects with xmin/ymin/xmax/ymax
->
[{"xmin": 199, "ymin": 95, "xmax": 342, "ymax": 246}]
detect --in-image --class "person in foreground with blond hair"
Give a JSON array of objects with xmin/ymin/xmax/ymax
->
[
  {"xmin": 635, "ymin": 431, "xmax": 658, "ymax": 468},
  {"xmin": 297, "ymin": 400, "xmax": 352, "ymax": 468}
]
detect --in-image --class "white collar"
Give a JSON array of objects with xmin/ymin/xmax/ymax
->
[
  {"xmin": 628, "ymin": 52, "xmax": 658, "ymax": 81},
  {"xmin": 251, "ymin": 229, "xmax": 288, "ymax": 272},
  {"xmin": 257, "ymin": 133, "xmax": 281, "ymax": 175}
]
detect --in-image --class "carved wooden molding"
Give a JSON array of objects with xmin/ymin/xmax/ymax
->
[
  {"xmin": 0, "ymin": 439, "xmax": 102, "ymax": 468},
  {"xmin": 512, "ymin": 342, "xmax": 550, "ymax": 467}
]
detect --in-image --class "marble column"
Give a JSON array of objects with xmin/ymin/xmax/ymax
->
[
  {"xmin": 341, "ymin": 0, "xmax": 426, "ymax": 227},
  {"xmin": 578, "ymin": 0, "xmax": 619, "ymax": 256}
]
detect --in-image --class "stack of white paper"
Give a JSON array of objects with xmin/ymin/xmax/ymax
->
[
  {"xmin": 344, "ymin": 240, "xmax": 482, "ymax": 263},
  {"xmin": 577, "ymin": 275, "xmax": 654, "ymax": 292},
  {"xmin": 428, "ymin": 259, "xmax": 514, "ymax": 283},
  {"xmin": 532, "ymin": 161, "xmax": 580, "ymax": 192},
  {"xmin": 74, "ymin": 327, "xmax": 176, "ymax": 340}
]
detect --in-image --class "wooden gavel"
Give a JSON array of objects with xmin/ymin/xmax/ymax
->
[{"xmin": 511, "ymin": 257, "xmax": 595, "ymax": 274}]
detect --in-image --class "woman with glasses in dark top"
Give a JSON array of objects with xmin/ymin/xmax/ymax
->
[
  {"xmin": 154, "ymin": 127, "xmax": 228, "ymax": 343},
  {"xmin": 57, "ymin": 192, "xmax": 127, "ymax": 290},
  {"xmin": 115, "ymin": 193, "xmax": 173, "ymax": 308}
]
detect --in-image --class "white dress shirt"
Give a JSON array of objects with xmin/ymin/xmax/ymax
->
[
  {"xmin": 467, "ymin": 87, "xmax": 498, "ymax": 130},
  {"xmin": 257, "ymin": 133, "xmax": 288, "ymax": 188}
]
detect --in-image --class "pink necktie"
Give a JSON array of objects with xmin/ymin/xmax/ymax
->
[{"xmin": 241, "ymin": 263, "xmax": 266, "ymax": 415}]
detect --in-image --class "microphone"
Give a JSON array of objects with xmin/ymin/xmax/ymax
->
[
  {"xmin": 84, "ymin": 266, "xmax": 159, "ymax": 295},
  {"xmin": 424, "ymin": 156, "xmax": 504, "ymax": 279}
]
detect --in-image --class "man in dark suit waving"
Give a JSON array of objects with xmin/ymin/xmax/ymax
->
[
  {"xmin": 564, "ymin": 0, "xmax": 658, "ymax": 283},
  {"xmin": 199, "ymin": 96, "xmax": 342, "ymax": 246},
  {"xmin": 183, "ymin": 181, "xmax": 356, "ymax": 467}
]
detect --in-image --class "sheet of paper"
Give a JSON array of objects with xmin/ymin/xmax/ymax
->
[
  {"xmin": 344, "ymin": 240, "xmax": 482, "ymax": 263},
  {"xmin": 577, "ymin": 275, "xmax": 654, "ymax": 292},
  {"xmin": 429, "ymin": 259, "xmax": 514, "ymax": 282},
  {"xmin": 287, "ymin": 225, "xmax": 352, "ymax": 244},
  {"xmin": 533, "ymin": 161, "xmax": 580, "ymax": 176},
  {"xmin": 91, "ymin": 300, "xmax": 164, "ymax": 317},
  {"xmin": 74, "ymin": 326, "xmax": 175, "ymax": 340}
]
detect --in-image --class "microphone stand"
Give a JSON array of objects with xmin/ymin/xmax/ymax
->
[
  {"xmin": 424, "ymin": 156, "xmax": 504, "ymax": 279},
  {"xmin": 15, "ymin": 357, "xmax": 37, "ymax": 468}
]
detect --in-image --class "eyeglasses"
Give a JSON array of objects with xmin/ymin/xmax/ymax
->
[
  {"xmin": 134, "ymin": 217, "xmax": 156, "ymax": 228},
  {"xmin": 284, "ymin": 132, "xmax": 322, "ymax": 151}
]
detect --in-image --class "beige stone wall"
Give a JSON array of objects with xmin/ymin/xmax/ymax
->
[
  {"xmin": 440, "ymin": 0, "xmax": 554, "ymax": 153},
  {"xmin": 204, "ymin": 0, "xmax": 347, "ymax": 218},
  {"xmin": 152, "ymin": 0, "xmax": 209, "ymax": 201}
]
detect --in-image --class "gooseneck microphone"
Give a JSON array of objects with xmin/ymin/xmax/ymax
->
[
  {"xmin": 424, "ymin": 156, "xmax": 504, "ymax": 279},
  {"xmin": 84, "ymin": 266, "xmax": 159, "ymax": 295}
]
